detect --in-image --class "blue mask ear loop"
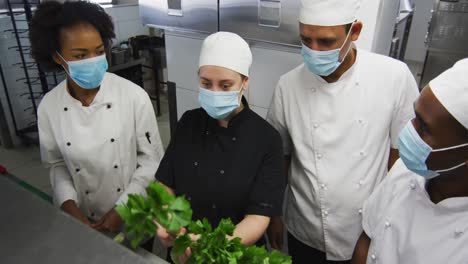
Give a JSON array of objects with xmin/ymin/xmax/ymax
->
[
  {"xmin": 55, "ymin": 51, "xmax": 71, "ymax": 76},
  {"xmin": 431, "ymin": 142, "xmax": 468, "ymax": 173},
  {"xmin": 238, "ymin": 83, "xmax": 245, "ymax": 103},
  {"xmin": 338, "ymin": 22, "xmax": 356, "ymax": 63}
]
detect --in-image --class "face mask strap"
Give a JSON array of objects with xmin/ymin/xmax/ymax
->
[
  {"xmin": 435, "ymin": 162, "xmax": 467, "ymax": 173},
  {"xmin": 56, "ymin": 51, "xmax": 71, "ymax": 76},
  {"xmin": 338, "ymin": 22, "xmax": 355, "ymax": 62},
  {"xmin": 432, "ymin": 142, "xmax": 468, "ymax": 152}
]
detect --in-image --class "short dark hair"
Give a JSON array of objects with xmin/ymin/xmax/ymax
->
[{"xmin": 29, "ymin": 1, "xmax": 115, "ymax": 72}]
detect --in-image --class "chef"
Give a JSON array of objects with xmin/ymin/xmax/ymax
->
[
  {"xmin": 352, "ymin": 58, "xmax": 468, "ymax": 264},
  {"xmin": 155, "ymin": 32, "xmax": 286, "ymax": 255},
  {"xmin": 266, "ymin": 0, "xmax": 419, "ymax": 263},
  {"xmin": 31, "ymin": 1, "xmax": 164, "ymax": 232}
]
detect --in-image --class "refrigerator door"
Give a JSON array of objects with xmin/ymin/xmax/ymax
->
[
  {"xmin": 219, "ymin": 0, "xmax": 301, "ymax": 46},
  {"xmin": 421, "ymin": 0, "xmax": 468, "ymax": 87},
  {"xmin": 428, "ymin": 0, "xmax": 468, "ymax": 52},
  {"xmin": 420, "ymin": 50, "xmax": 464, "ymax": 88},
  {"xmin": 140, "ymin": 0, "xmax": 218, "ymax": 34}
]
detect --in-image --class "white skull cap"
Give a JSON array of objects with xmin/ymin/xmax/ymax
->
[
  {"xmin": 299, "ymin": 0, "xmax": 361, "ymax": 26},
  {"xmin": 430, "ymin": 58, "xmax": 468, "ymax": 129},
  {"xmin": 199, "ymin": 31, "xmax": 252, "ymax": 77}
]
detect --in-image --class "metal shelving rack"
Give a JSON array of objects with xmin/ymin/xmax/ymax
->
[{"xmin": 1, "ymin": 0, "xmax": 63, "ymax": 144}]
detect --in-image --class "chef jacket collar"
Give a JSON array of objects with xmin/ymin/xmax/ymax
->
[{"xmin": 63, "ymin": 73, "xmax": 114, "ymax": 107}]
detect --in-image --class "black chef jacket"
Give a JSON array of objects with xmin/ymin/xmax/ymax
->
[{"xmin": 156, "ymin": 98, "xmax": 286, "ymax": 229}]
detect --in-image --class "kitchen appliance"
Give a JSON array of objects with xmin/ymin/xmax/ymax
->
[
  {"xmin": 219, "ymin": 0, "xmax": 301, "ymax": 46},
  {"xmin": 111, "ymin": 47, "xmax": 131, "ymax": 65},
  {"xmin": 420, "ymin": 0, "xmax": 468, "ymax": 87},
  {"xmin": 139, "ymin": 0, "xmax": 218, "ymax": 34}
]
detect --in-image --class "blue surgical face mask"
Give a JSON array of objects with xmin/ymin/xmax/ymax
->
[
  {"xmin": 198, "ymin": 85, "xmax": 244, "ymax": 120},
  {"xmin": 398, "ymin": 121, "xmax": 468, "ymax": 179},
  {"xmin": 301, "ymin": 23, "xmax": 354, "ymax": 76},
  {"xmin": 57, "ymin": 52, "xmax": 108, "ymax": 89}
]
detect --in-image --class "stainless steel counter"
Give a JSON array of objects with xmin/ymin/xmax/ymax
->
[{"xmin": 0, "ymin": 174, "xmax": 168, "ymax": 264}]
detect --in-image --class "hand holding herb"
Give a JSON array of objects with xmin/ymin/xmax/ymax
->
[{"xmin": 115, "ymin": 182, "xmax": 291, "ymax": 264}]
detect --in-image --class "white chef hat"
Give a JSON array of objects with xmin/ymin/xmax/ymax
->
[
  {"xmin": 299, "ymin": 0, "xmax": 361, "ymax": 26},
  {"xmin": 430, "ymin": 58, "xmax": 468, "ymax": 129},
  {"xmin": 199, "ymin": 31, "xmax": 252, "ymax": 77}
]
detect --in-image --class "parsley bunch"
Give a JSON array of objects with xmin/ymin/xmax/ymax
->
[
  {"xmin": 115, "ymin": 182, "xmax": 291, "ymax": 264},
  {"xmin": 173, "ymin": 219, "xmax": 291, "ymax": 264},
  {"xmin": 115, "ymin": 182, "xmax": 192, "ymax": 249}
]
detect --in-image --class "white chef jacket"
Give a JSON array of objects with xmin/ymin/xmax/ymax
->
[
  {"xmin": 267, "ymin": 48, "xmax": 419, "ymax": 260},
  {"xmin": 38, "ymin": 72, "xmax": 164, "ymax": 220},
  {"xmin": 362, "ymin": 159, "xmax": 468, "ymax": 264}
]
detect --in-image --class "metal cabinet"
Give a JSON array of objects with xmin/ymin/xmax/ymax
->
[
  {"xmin": 139, "ymin": 0, "xmax": 218, "ymax": 34},
  {"xmin": 219, "ymin": 0, "xmax": 301, "ymax": 46},
  {"xmin": 421, "ymin": 0, "xmax": 468, "ymax": 87}
]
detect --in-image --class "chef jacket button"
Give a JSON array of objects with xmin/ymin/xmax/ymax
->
[
  {"xmin": 67, "ymin": 142, "xmax": 71, "ymax": 146},
  {"xmin": 311, "ymin": 88, "xmax": 316, "ymax": 92},
  {"xmin": 358, "ymin": 119, "xmax": 363, "ymax": 124},
  {"xmin": 359, "ymin": 179, "xmax": 365, "ymax": 185},
  {"xmin": 117, "ymin": 188, "xmax": 121, "ymax": 192},
  {"xmin": 85, "ymin": 190, "xmax": 90, "ymax": 195},
  {"xmin": 317, "ymin": 153, "xmax": 323, "ymax": 159},
  {"xmin": 320, "ymin": 184, "xmax": 326, "ymax": 189},
  {"xmin": 358, "ymin": 208, "xmax": 363, "ymax": 215},
  {"xmin": 355, "ymin": 81, "xmax": 360, "ymax": 86},
  {"xmin": 64, "ymin": 107, "xmax": 68, "ymax": 111},
  {"xmin": 232, "ymin": 137, "xmax": 237, "ymax": 141},
  {"xmin": 323, "ymin": 210, "xmax": 328, "ymax": 216},
  {"xmin": 206, "ymin": 131, "xmax": 210, "ymax": 135},
  {"xmin": 360, "ymin": 151, "xmax": 365, "ymax": 156},
  {"xmin": 220, "ymin": 170, "xmax": 225, "ymax": 175},
  {"xmin": 111, "ymin": 138, "xmax": 115, "ymax": 142},
  {"xmin": 410, "ymin": 183, "xmax": 416, "ymax": 190},
  {"xmin": 114, "ymin": 165, "xmax": 119, "ymax": 169},
  {"xmin": 385, "ymin": 221, "xmax": 391, "ymax": 228},
  {"xmin": 371, "ymin": 254, "xmax": 377, "ymax": 261},
  {"xmin": 75, "ymin": 168, "xmax": 80, "ymax": 173},
  {"xmin": 212, "ymin": 204, "xmax": 216, "ymax": 209},
  {"xmin": 194, "ymin": 161, "xmax": 198, "ymax": 166},
  {"xmin": 313, "ymin": 124, "xmax": 319, "ymax": 129},
  {"xmin": 107, "ymin": 104, "xmax": 111, "ymax": 109}
]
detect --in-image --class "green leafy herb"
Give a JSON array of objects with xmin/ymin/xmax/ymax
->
[
  {"xmin": 173, "ymin": 218, "xmax": 291, "ymax": 264},
  {"xmin": 115, "ymin": 181, "xmax": 192, "ymax": 248},
  {"xmin": 115, "ymin": 182, "xmax": 291, "ymax": 264}
]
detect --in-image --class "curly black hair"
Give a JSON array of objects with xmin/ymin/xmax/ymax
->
[{"xmin": 29, "ymin": 1, "xmax": 115, "ymax": 72}]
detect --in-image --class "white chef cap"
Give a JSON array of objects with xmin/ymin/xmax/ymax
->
[
  {"xmin": 430, "ymin": 58, "xmax": 468, "ymax": 129},
  {"xmin": 199, "ymin": 31, "xmax": 252, "ymax": 77},
  {"xmin": 299, "ymin": 0, "xmax": 361, "ymax": 26}
]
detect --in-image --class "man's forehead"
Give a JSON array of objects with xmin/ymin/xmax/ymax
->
[
  {"xmin": 418, "ymin": 86, "xmax": 461, "ymax": 129},
  {"xmin": 299, "ymin": 23, "xmax": 346, "ymax": 36}
]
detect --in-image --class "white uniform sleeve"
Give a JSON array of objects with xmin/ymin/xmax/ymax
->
[
  {"xmin": 38, "ymin": 104, "xmax": 78, "ymax": 207},
  {"xmin": 362, "ymin": 164, "xmax": 402, "ymax": 238},
  {"xmin": 267, "ymin": 80, "xmax": 292, "ymax": 155},
  {"xmin": 389, "ymin": 65, "xmax": 419, "ymax": 148},
  {"xmin": 116, "ymin": 92, "xmax": 164, "ymax": 205},
  {"xmin": 362, "ymin": 180, "xmax": 388, "ymax": 238}
]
